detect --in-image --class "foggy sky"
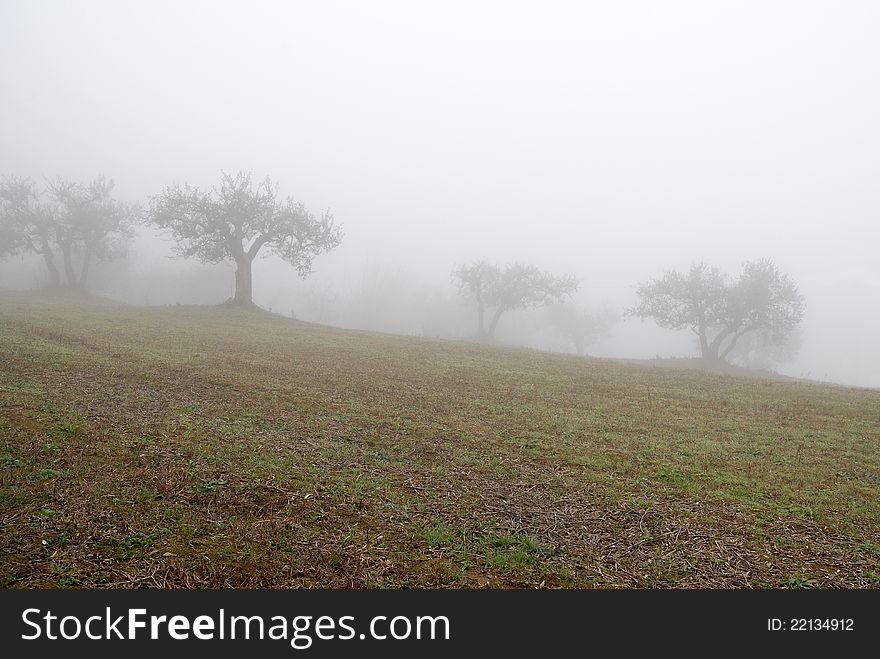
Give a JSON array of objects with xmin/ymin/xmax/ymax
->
[{"xmin": 2, "ymin": 1, "xmax": 879, "ymax": 387}]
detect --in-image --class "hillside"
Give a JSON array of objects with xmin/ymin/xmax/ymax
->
[{"xmin": 1, "ymin": 293, "xmax": 878, "ymax": 588}]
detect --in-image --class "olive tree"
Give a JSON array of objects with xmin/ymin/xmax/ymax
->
[
  {"xmin": 453, "ymin": 261, "xmax": 578, "ymax": 339},
  {"xmin": 631, "ymin": 259, "xmax": 804, "ymax": 363},
  {"xmin": 0, "ymin": 175, "xmax": 134, "ymax": 290},
  {"xmin": 50, "ymin": 177, "xmax": 136, "ymax": 291},
  {"xmin": 148, "ymin": 171, "xmax": 342, "ymax": 307},
  {"xmin": 0, "ymin": 176, "xmax": 61, "ymax": 286}
]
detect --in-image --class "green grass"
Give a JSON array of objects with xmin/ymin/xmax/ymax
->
[
  {"xmin": 1, "ymin": 291, "xmax": 879, "ymax": 588},
  {"xmin": 106, "ymin": 529, "xmax": 170, "ymax": 560},
  {"xmin": 31, "ymin": 468, "xmax": 70, "ymax": 480},
  {"xmin": 783, "ymin": 572, "xmax": 818, "ymax": 589}
]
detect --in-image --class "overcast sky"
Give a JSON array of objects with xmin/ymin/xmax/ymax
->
[{"xmin": 2, "ymin": 0, "xmax": 879, "ymax": 386}]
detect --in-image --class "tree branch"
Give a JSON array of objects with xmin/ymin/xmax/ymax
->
[{"xmin": 720, "ymin": 326, "xmax": 756, "ymax": 360}]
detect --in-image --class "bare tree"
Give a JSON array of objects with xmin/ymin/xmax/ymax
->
[
  {"xmin": 631, "ymin": 259, "xmax": 804, "ymax": 363},
  {"xmin": 453, "ymin": 261, "xmax": 578, "ymax": 339},
  {"xmin": 149, "ymin": 171, "xmax": 342, "ymax": 308}
]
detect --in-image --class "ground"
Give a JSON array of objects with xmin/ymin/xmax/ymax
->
[{"xmin": 1, "ymin": 292, "xmax": 878, "ymax": 588}]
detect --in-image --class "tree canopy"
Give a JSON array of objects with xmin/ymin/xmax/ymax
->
[
  {"xmin": 631, "ymin": 259, "xmax": 805, "ymax": 363},
  {"xmin": 148, "ymin": 171, "xmax": 342, "ymax": 307},
  {"xmin": 453, "ymin": 261, "xmax": 578, "ymax": 339},
  {"xmin": 0, "ymin": 175, "xmax": 134, "ymax": 290}
]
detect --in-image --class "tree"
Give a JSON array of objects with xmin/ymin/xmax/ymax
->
[
  {"xmin": 0, "ymin": 176, "xmax": 62, "ymax": 287},
  {"xmin": 631, "ymin": 259, "xmax": 804, "ymax": 363},
  {"xmin": 546, "ymin": 303, "xmax": 616, "ymax": 356},
  {"xmin": 451, "ymin": 260, "xmax": 499, "ymax": 337},
  {"xmin": 0, "ymin": 175, "xmax": 134, "ymax": 291},
  {"xmin": 149, "ymin": 171, "xmax": 342, "ymax": 307},
  {"xmin": 453, "ymin": 261, "xmax": 578, "ymax": 339},
  {"xmin": 49, "ymin": 177, "xmax": 136, "ymax": 291}
]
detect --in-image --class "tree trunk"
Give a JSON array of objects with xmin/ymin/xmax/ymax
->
[
  {"xmin": 61, "ymin": 243, "xmax": 77, "ymax": 289},
  {"xmin": 78, "ymin": 243, "xmax": 92, "ymax": 291},
  {"xmin": 701, "ymin": 348, "xmax": 721, "ymax": 363},
  {"xmin": 476, "ymin": 298, "xmax": 485, "ymax": 337},
  {"xmin": 720, "ymin": 327, "xmax": 752, "ymax": 362},
  {"xmin": 487, "ymin": 307, "xmax": 505, "ymax": 339},
  {"xmin": 698, "ymin": 327, "xmax": 712, "ymax": 360},
  {"xmin": 42, "ymin": 252, "xmax": 60, "ymax": 288},
  {"xmin": 232, "ymin": 257, "xmax": 255, "ymax": 307},
  {"xmin": 699, "ymin": 327, "xmax": 722, "ymax": 363}
]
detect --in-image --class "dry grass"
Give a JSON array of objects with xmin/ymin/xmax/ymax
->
[{"xmin": 1, "ymin": 292, "xmax": 878, "ymax": 588}]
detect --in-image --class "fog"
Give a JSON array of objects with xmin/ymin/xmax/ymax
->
[{"xmin": 2, "ymin": 0, "xmax": 878, "ymax": 387}]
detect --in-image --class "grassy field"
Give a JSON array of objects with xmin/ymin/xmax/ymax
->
[{"xmin": 1, "ymin": 292, "xmax": 878, "ymax": 588}]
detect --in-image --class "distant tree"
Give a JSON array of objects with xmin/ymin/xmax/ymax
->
[
  {"xmin": 0, "ymin": 175, "xmax": 133, "ymax": 290},
  {"xmin": 453, "ymin": 261, "xmax": 578, "ymax": 339},
  {"xmin": 451, "ymin": 260, "xmax": 499, "ymax": 337},
  {"xmin": 631, "ymin": 259, "xmax": 804, "ymax": 363},
  {"xmin": 149, "ymin": 171, "xmax": 342, "ymax": 308},
  {"xmin": 0, "ymin": 176, "xmax": 62, "ymax": 286},
  {"xmin": 49, "ymin": 177, "xmax": 136, "ymax": 291},
  {"xmin": 546, "ymin": 303, "xmax": 616, "ymax": 356}
]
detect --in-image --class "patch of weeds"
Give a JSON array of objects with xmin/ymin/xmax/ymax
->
[
  {"xmin": 134, "ymin": 489, "xmax": 161, "ymax": 504},
  {"xmin": 34, "ymin": 508, "xmax": 59, "ymax": 521},
  {"xmin": 373, "ymin": 575, "xmax": 417, "ymax": 588},
  {"xmin": 656, "ymin": 467, "xmax": 694, "ymax": 486},
  {"xmin": 39, "ymin": 442, "xmax": 59, "ymax": 455},
  {"xmin": 855, "ymin": 541, "xmax": 880, "ymax": 556},
  {"xmin": 367, "ymin": 450, "xmax": 401, "ymax": 465},
  {"xmin": 645, "ymin": 564, "xmax": 688, "ymax": 584},
  {"xmin": 864, "ymin": 571, "xmax": 880, "ymax": 583},
  {"xmin": 421, "ymin": 526, "xmax": 456, "ymax": 548},
  {"xmin": 481, "ymin": 533, "xmax": 548, "ymax": 570},
  {"xmin": 243, "ymin": 451, "xmax": 300, "ymax": 473},
  {"xmin": 0, "ymin": 453, "xmax": 22, "ymax": 468},
  {"xmin": 109, "ymin": 529, "xmax": 170, "ymax": 560},
  {"xmin": 483, "ymin": 534, "xmax": 540, "ymax": 551},
  {"xmin": 548, "ymin": 566, "xmax": 577, "ymax": 584},
  {"xmin": 779, "ymin": 504, "xmax": 817, "ymax": 519},
  {"xmin": 485, "ymin": 548, "xmax": 538, "ymax": 570},
  {"xmin": 847, "ymin": 499, "xmax": 880, "ymax": 521},
  {"xmin": 783, "ymin": 572, "xmax": 817, "ymax": 589},
  {"xmin": 323, "ymin": 551, "xmax": 345, "ymax": 568},
  {"xmin": 625, "ymin": 496, "xmax": 653, "ymax": 512},
  {"xmin": 51, "ymin": 413, "xmax": 83, "ymax": 439},
  {"xmin": 52, "ymin": 566, "xmax": 78, "ymax": 588},
  {"xmin": 204, "ymin": 451, "xmax": 228, "ymax": 464},
  {"xmin": 195, "ymin": 478, "xmax": 227, "ymax": 493},
  {"xmin": 32, "ymin": 468, "xmax": 70, "ymax": 480},
  {"xmin": 452, "ymin": 449, "xmax": 512, "ymax": 476},
  {"xmin": 0, "ymin": 488, "xmax": 31, "ymax": 508},
  {"xmin": 338, "ymin": 530, "xmax": 358, "ymax": 546},
  {"xmin": 772, "ymin": 535, "xmax": 800, "ymax": 548},
  {"xmin": 747, "ymin": 490, "xmax": 771, "ymax": 504},
  {"xmin": 43, "ymin": 533, "xmax": 69, "ymax": 548}
]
